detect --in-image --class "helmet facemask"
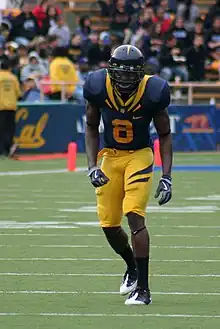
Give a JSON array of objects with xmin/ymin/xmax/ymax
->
[{"xmin": 108, "ymin": 63, "xmax": 145, "ymax": 95}]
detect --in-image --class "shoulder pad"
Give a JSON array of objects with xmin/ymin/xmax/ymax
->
[
  {"xmin": 83, "ymin": 69, "xmax": 106, "ymax": 104},
  {"xmin": 147, "ymin": 76, "xmax": 170, "ymax": 109}
]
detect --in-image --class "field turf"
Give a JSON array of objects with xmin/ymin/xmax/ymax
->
[{"xmin": 0, "ymin": 153, "xmax": 219, "ymax": 329}]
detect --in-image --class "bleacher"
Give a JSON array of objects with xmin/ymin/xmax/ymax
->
[
  {"xmin": 56, "ymin": 0, "xmax": 216, "ymax": 31},
  {"xmin": 54, "ymin": 0, "xmax": 220, "ymax": 105},
  {"xmin": 1, "ymin": 0, "xmax": 219, "ymax": 105}
]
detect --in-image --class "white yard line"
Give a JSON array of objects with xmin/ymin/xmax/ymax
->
[
  {"xmin": 0, "ymin": 258, "xmax": 219, "ymax": 263},
  {"xmin": 54, "ymin": 201, "xmax": 95, "ymax": 204},
  {"xmin": 0, "ymin": 200, "xmax": 37, "ymax": 204},
  {"xmin": 0, "ymin": 245, "xmax": 104, "ymax": 248},
  {"xmin": 0, "ymin": 244, "xmax": 219, "ymax": 249},
  {"xmin": 0, "ymin": 273, "xmax": 219, "ymax": 277},
  {"xmin": 0, "ymin": 234, "xmax": 103, "ymax": 237},
  {"xmin": 0, "ymin": 313, "xmax": 219, "ymax": 318},
  {"xmin": 0, "ymin": 221, "xmax": 219, "ymax": 229},
  {"xmin": 0, "ymin": 290, "xmax": 219, "ymax": 296},
  {"xmin": 0, "ymin": 233, "xmax": 218, "ymax": 238},
  {"xmin": 0, "ymin": 169, "xmax": 68, "ymax": 176},
  {"xmin": 60, "ymin": 205, "xmax": 220, "ymax": 213},
  {"xmin": 0, "ymin": 167, "xmax": 87, "ymax": 176}
]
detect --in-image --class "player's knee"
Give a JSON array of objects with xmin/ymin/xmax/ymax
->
[
  {"xmin": 102, "ymin": 227, "xmax": 128, "ymax": 254},
  {"xmin": 127, "ymin": 212, "xmax": 146, "ymax": 235}
]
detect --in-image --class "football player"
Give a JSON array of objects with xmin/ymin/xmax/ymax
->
[{"xmin": 84, "ymin": 45, "xmax": 172, "ymax": 305}]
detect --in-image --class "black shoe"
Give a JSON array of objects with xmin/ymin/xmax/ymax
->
[
  {"xmin": 125, "ymin": 287, "xmax": 152, "ymax": 305},
  {"xmin": 120, "ymin": 269, "xmax": 137, "ymax": 295}
]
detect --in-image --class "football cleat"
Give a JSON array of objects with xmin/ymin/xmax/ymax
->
[
  {"xmin": 125, "ymin": 288, "xmax": 152, "ymax": 305},
  {"xmin": 120, "ymin": 269, "xmax": 137, "ymax": 295}
]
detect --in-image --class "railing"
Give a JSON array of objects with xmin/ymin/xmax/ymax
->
[
  {"xmin": 39, "ymin": 81, "xmax": 82, "ymax": 102},
  {"xmin": 169, "ymin": 82, "xmax": 220, "ymax": 105},
  {"xmin": 39, "ymin": 81, "xmax": 220, "ymax": 104}
]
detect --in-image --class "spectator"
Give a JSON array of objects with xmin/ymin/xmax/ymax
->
[
  {"xmin": 99, "ymin": 32, "xmax": 112, "ymax": 66},
  {"xmin": 49, "ymin": 46, "xmax": 82, "ymax": 102},
  {"xmin": 11, "ymin": 3, "xmax": 39, "ymax": 45},
  {"xmin": 170, "ymin": 16, "xmax": 191, "ymax": 52},
  {"xmin": 150, "ymin": 23, "xmax": 163, "ymax": 57},
  {"xmin": 205, "ymin": 16, "xmax": 220, "ymax": 62},
  {"xmin": 159, "ymin": 34, "xmax": 188, "ymax": 81},
  {"xmin": 41, "ymin": 5, "xmax": 60, "ymax": 36},
  {"xmin": 30, "ymin": 37, "xmax": 50, "ymax": 71},
  {"xmin": 185, "ymin": 34, "xmax": 207, "ymax": 81},
  {"xmin": 17, "ymin": 44, "xmax": 29, "ymax": 69},
  {"xmin": 84, "ymin": 32, "xmax": 111, "ymax": 69},
  {"xmin": 47, "ymin": 35, "xmax": 59, "ymax": 54},
  {"xmin": 48, "ymin": 15, "xmax": 70, "ymax": 47},
  {"xmin": 0, "ymin": 59, "xmax": 21, "ymax": 158},
  {"xmin": 143, "ymin": 5, "xmax": 155, "ymax": 24},
  {"xmin": 98, "ymin": 0, "xmax": 114, "ymax": 17},
  {"xmin": 20, "ymin": 51, "xmax": 48, "ymax": 83},
  {"xmin": 188, "ymin": 18, "xmax": 204, "ymax": 43},
  {"xmin": 32, "ymin": 0, "xmax": 61, "ymax": 31},
  {"xmin": 131, "ymin": 22, "xmax": 152, "ymax": 59},
  {"xmin": 110, "ymin": 0, "xmax": 135, "ymax": 39},
  {"xmin": 32, "ymin": 0, "xmax": 50, "ymax": 29},
  {"xmin": 21, "ymin": 77, "xmax": 46, "ymax": 102},
  {"xmin": 75, "ymin": 16, "xmax": 91, "ymax": 42},
  {"xmin": 76, "ymin": 57, "xmax": 91, "ymax": 82},
  {"xmin": 86, "ymin": 32, "xmax": 103, "ymax": 69},
  {"xmin": 205, "ymin": 0, "xmax": 220, "ymax": 30},
  {"xmin": 152, "ymin": 6, "xmax": 172, "ymax": 34},
  {"xmin": 176, "ymin": 0, "xmax": 200, "ymax": 31},
  {"xmin": 68, "ymin": 34, "xmax": 83, "ymax": 63},
  {"xmin": 0, "ymin": 21, "xmax": 11, "ymax": 44},
  {"xmin": 0, "ymin": 44, "xmax": 8, "ymax": 68},
  {"xmin": 4, "ymin": 42, "xmax": 19, "ymax": 77}
]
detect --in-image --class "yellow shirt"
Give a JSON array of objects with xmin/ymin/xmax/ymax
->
[
  {"xmin": 49, "ymin": 57, "xmax": 79, "ymax": 94},
  {"xmin": 0, "ymin": 70, "xmax": 21, "ymax": 111}
]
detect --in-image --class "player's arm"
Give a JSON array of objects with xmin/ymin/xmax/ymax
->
[
  {"xmin": 153, "ymin": 109, "xmax": 172, "ymax": 206},
  {"xmin": 152, "ymin": 78, "xmax": 173, "ymax": 206},
  {"xmin": 153, "ymin": 109, "xmax": 173, "ymax": 177},
  {"xmin": 85, "ymin": 102, "xmax": 109, "ymax": 187}
]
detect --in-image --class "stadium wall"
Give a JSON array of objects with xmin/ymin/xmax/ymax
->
[{"xmin": 14, "ymin": 103, "xmax": 220, "ymax": 153}]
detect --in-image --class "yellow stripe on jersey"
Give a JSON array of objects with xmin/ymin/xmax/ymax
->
[
  {"xmin": 105, "ymin": 99, "xmax": 112, "ymax": 108},
  {"xmin": 105, "ymin": 73, "xmax": 152, "ymax": 112},
  {"xmin": 106, "ymin": 73, "xmax": 119, "ymax": 111},
  {"xmin": 127, "ymin": 75, "xmax": 151, "ymax": 112}
]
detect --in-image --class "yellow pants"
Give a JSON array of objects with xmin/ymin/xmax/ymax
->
[{"xmin": 96, "ymin": 147, "xmax": 154, "ymax": 227}]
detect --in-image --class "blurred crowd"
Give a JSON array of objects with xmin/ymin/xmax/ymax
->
[{"xmin": 0, "ymin": 0, "xmax": 220, "ymax": 103}]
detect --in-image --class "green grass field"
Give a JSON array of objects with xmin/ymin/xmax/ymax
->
[{"xmin": 0, "ymin": 153, "xmax": 220, "ymax": 329}]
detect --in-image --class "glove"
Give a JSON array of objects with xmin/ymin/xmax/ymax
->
[
  {"xmin": 155, "ymin": 175, "xmax": 172, "ymax": 206},
  {"xmin": 88, "ymin": 166, "xmax": 109, "ymax": 188}
]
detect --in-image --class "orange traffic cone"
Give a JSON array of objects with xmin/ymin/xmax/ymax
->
[
  {"xmin": 67, "ymin": 142, "xmax": 77, "ymax": 171},
  {"xmin": 154, "ymin": 138, "xmax": 162, "ymax": 167}
]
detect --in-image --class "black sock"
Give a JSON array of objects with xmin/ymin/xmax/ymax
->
[
  {"xmin": 135, "ymin": 257, "xmax": 149, "ymax": 290},
  {"xmin": 119, "ymin": 245, "xmax": 136, "ymax": 272}
]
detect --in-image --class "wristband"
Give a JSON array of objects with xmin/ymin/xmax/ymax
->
[
  {"xmin": 162, "ymin": 175, "xmax": 172, "ymax": 185},
  {"xmin": 88, "ymin": 166, "xmax": 99, "ymax": 176}
]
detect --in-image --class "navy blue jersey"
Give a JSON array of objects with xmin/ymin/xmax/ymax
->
[{"xmin": 83, "ymin": 69, "xmax": 170, "ymax": 150}]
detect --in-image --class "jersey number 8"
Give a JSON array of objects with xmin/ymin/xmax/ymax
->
[{"xmin": 112, "ymin": 119, "xmax": 133, "ymax": 143}]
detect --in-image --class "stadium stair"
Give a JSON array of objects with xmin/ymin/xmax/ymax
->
[{"xmin": 55, "ymin": 0, "xmax": 110, "ymax": 32}]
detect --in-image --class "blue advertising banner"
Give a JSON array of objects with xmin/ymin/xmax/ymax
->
[
  {"xmin": 155, "ymin": 105, "xmax": 217, "ymax": 151},
  {"xmin": 15, "ymin": 103, "xmax": 83, "ymax": 153},
  {"xmin": 15, "ymin": 103, "xmax": 218, "ymax": 153},
  {"xmin": 216, "ymin": 109, "xmax": 220, "ymax": 145}
]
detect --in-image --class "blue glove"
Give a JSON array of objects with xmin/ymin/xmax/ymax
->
[
  {"xmin": 88, "ymin": 166, "xmax": 109, "ymax": 188},
  {"xmin": 155, "ymin": 175, "xmax": 172, "ymax": 206}
]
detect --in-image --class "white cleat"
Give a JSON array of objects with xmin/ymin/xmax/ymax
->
[
  {"xmin": 120, "ymin": 270, "xmax": 137, "ymax": 296},
  {"xmin": 125, "ymin": 288, "xmax": 152, "ymax": 305}
]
